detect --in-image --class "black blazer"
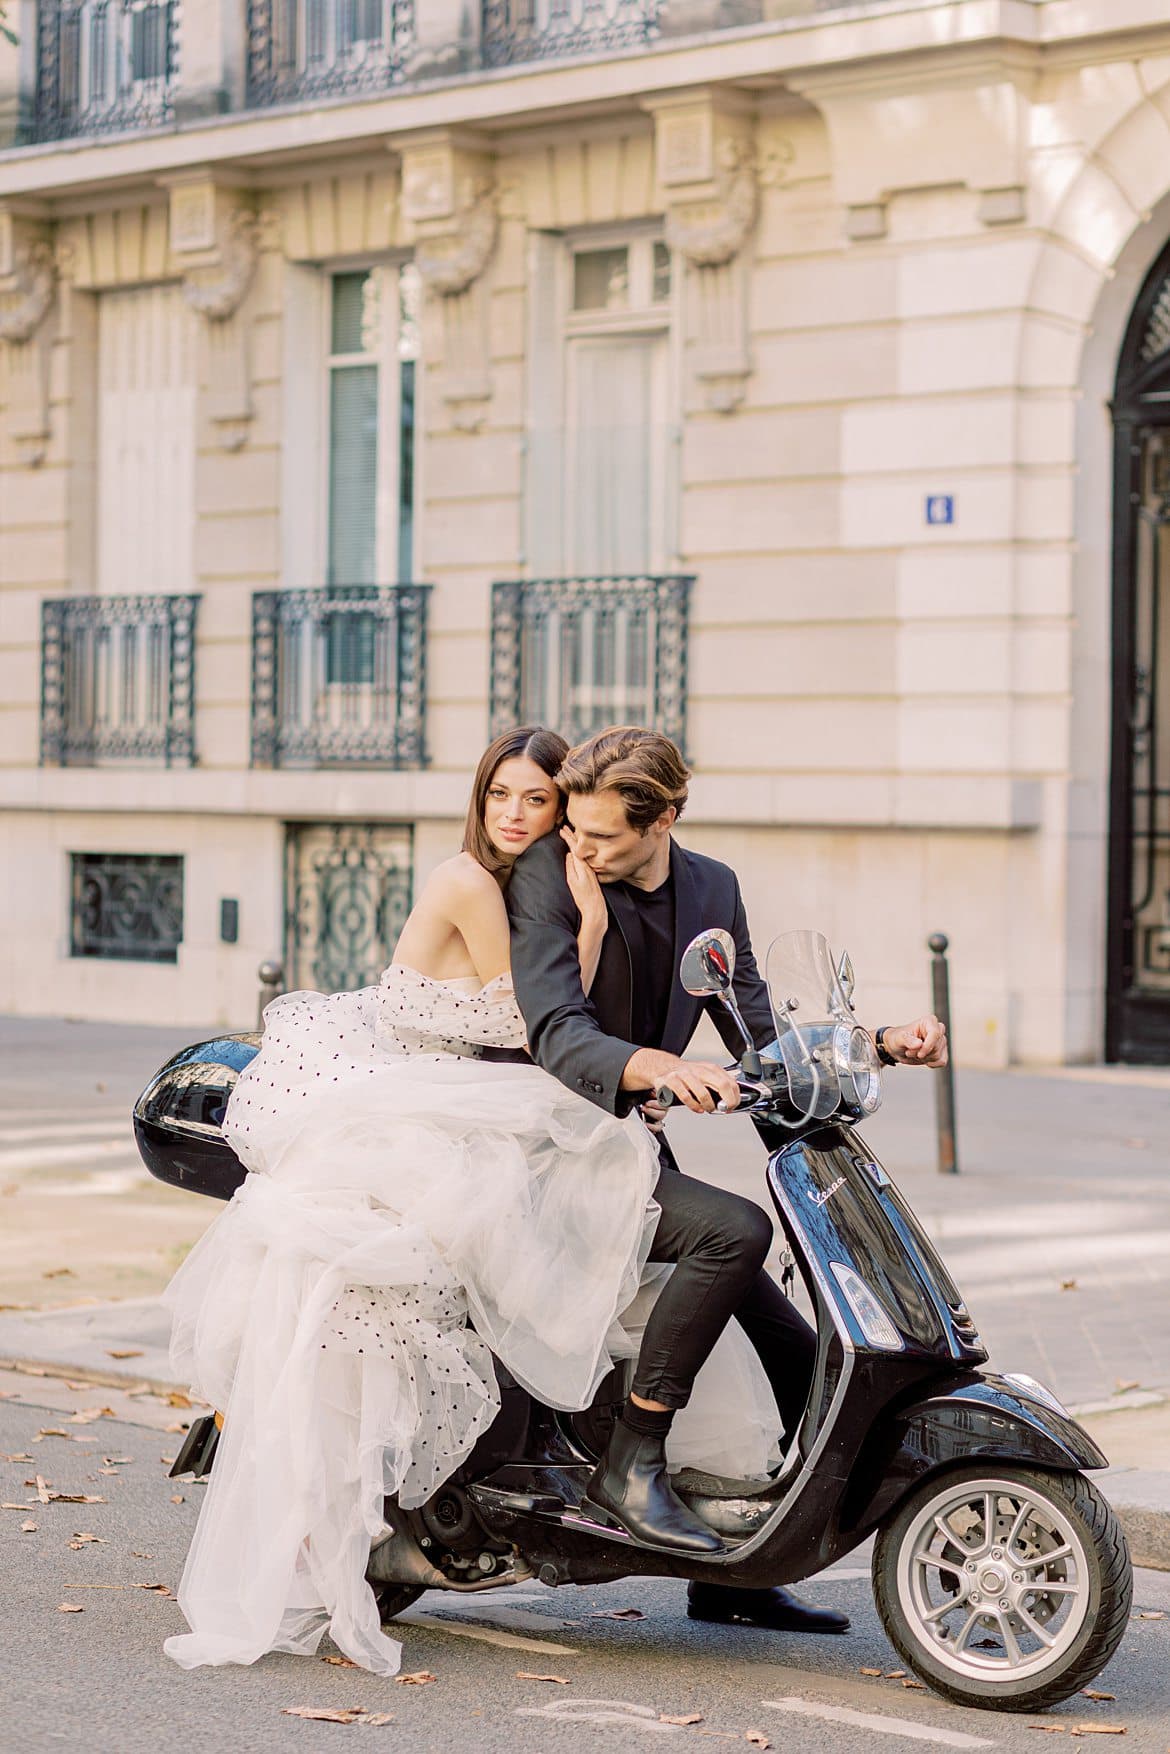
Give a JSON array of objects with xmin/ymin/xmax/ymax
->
[{"xmin": 505, "ymin": 834, "xmax": 775, "ymax": 1117}]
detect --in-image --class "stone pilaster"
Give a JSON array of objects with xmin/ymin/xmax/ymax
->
[
  {"xmin": 0, "ymin": 208, "xmax": 58, "ymax": 466},
  {"xmin": 163, "ymin": 173, "xmax": 262, "ymax": 452},
  {"xmin": 645, "ymin": 90, "xmax": 760, "ymax": 414},
  {"xmin": 397, "ymin": 130, "xmax": 499, "ymax": 433}
]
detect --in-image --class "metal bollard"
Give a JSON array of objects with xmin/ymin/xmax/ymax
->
[
  {"xmin": 928, "ymin": 933, "xmax": 959, "ymax": 1175},
  {"xmin": 257, "ymin": 958, "xmax": 285, "ymax": 1028}
]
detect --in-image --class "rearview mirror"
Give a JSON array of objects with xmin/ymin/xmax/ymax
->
[{"xmin": 680, "ymin": 928, "xmax": 736, "ymax": 997}]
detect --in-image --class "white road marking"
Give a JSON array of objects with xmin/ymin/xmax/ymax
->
[
  {"xmin": 517, "ymin": 1699, "xmax": 682, "ymax": 1735},
  {"xmin": 762, "ymin": 1697, "xmax": 995, "ymax": 1748},
  {"xmin": 398, "ymin": 1608, "xmax": 579, "ymax": 1655},
  {"xmin": 0, "ymin": 1141, "xmax": 140, "ymax": 1172},
  {"xmin": 0, "ymin": 1121, "xmax": 130, "ymax": 1143},
  {"xmin": 813, "ymin": 1567, "xmax": 870, "ymax": 1581}
]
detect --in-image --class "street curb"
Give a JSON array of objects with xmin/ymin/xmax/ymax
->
[
  {"xmin": 0, "ymin": 1353, "xmax": 181, "ymax": 1397},
  {"xmin": 1099, "ymin": 1472, "xmax": 1170, "ymax": 1572}
]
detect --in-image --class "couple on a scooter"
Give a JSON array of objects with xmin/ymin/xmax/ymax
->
[{"xmin": 162, "ymin": 722, "xmax": 946, "ymax": 1676}]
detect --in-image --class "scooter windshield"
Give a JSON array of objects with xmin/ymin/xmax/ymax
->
[{"xmin": 764, "ymin": 930, "xmax": 856, "ymax": 1121}]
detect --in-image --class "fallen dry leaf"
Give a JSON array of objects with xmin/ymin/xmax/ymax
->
[
  {"xmin": 166, "ymin": 1392, "xmax": 194, "ymax": 1409},
  {"xmin": 106, "ymin": 1349, "xmax": 144, "ymax": 1360},
  {"xmin": 0, "ymin": 1454, "xmax": 33, "ymax": 1463},
  {"xmin": 1114, "ymin": 1380, "xmax": 1140, "ymax": 1394},
  {"xmin": 395, "ymin": 1671, "xmax": 437, "ymax": 1686},
  {"xmin": 102, "ymin": 1457, "xmax": 133, "ymax": 1467},
  {"xmin": 33, "ymin": 1430, "xmax": 72, "ymax": 1443},
  {"xmin": 170, "ymin": 1495, "xmax": 184, "ymax": 1505},
  {"xmin": 49, "ymin": 1493, "xmax": 106, "ymax": 1505},
  {"xmin": 161, "ymin": 1457, "xmax": 176, "ymax": 1467},
  {"xmin": 1028, "ymin": 1727, "xmax": 1066, "ymax": 1735},
  {"xmin": 590, "ymin": 1606, "xmax": 645, "ymax": 1620},
  {"xmin": 902, "ymin": 1679, "xmax": 926, "ymax": 1690},
  {"xmin": 70, "ymin": 1533, "xmax": 107, "ymax": 1545},
  {"xmin": 1136, "ymin": 1611, "xmax": 1165, "ymax": 1620},
  {"xmin": 1069, "ymin": 1728, "xmax": 1126, "ymax": 1737},
  {"xmin": 164, "ymin": 1421, "xmax": 188, "ymax": 1433},
  {"xmin": 34, "ymin": 1476, "xmax": 50, "ymax": 1504},
  {"xmin": 20, "ymin": 1520, "xmax": 37, "ymax": 1533},
  {"xmin": 68, "ymin": 1409, "xmax": 116, "ymax": 1426},
  {"xmin": 131, "ymin": 1552, "xmax": 154, "ymax": 1560},
  {"xmin": 660, "ymin": 1714, "xmax": 704, "ymax": 1726},
  {"xmin": 98, "ymin": 1469, "xmax": 120, "ymax": 1478},
  {"xmin": 1083, "ymin": 1691, "xmax": 1116, "ymax": 1702},
  {"xmin": 745, "ymin": 1736, "xmax": 771, "ymax": 1750},
  {"xmin": 1, "ymin": 1504, "xmax": 29, "ymax": 1511},
  {"xmin": 57, "ymin": 1603, "xmax": 84, "ymax": 1613},
  {"xmin": 884, "ymin": 1670, "xmax": 907, "ymax": 1680},
  {"xmin": 137, "ymin": 1583, "xmax": 174, "ymax": 1596},
  {"xmin": 282, "ymin": 1708, "xmax": 392, "ymax": 1725},
  {"xmin": 515, "ymin": 1672, "xmax": 569, "ymax": 1685},
  {"xmin": 42, "ymin": 1268, "xmax": 75, "ymax": 1279},
  {"xmin": 859, "ymin": 1667, "xmax": 883, "ymax": 1677},
  {"xmin": 321, "ymin": 1655, "xmax": 361, "ymax": 1668},
  {"xmin": 1060, "ymin": 1279, "xmax": 1079, "ymax": 1292}
]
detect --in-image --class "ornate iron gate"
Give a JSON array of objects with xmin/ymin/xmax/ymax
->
[
  {"xmin": 1108, "ymin": 244, "xmax": 1170, "ymax": 1059},
  {"xmin": 284, "ymin": 822, "xmax": 412, "ymax": 994}
]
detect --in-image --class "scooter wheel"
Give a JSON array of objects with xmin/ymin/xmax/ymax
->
[
  {"xmin": 873, "ymin": 1463, "xmax": 1132, "ymax": 1712},
  {"xmin": 372, "ymin": 1583, "xmax": 426, "ymax": 1624}
]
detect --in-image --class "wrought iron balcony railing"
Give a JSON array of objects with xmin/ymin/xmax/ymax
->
[
  {"xmin": 31, "ymin": 0, "xmax": 176, "ymax": 142},
  {"xmin": 40, "ymin": 593, "xmax": 199, "ymax": 767},
  {"xmin": 490, "ymin": 574, "xmax": 691, "ymax": 751},
  {"xmin": 250, "ymin": 584, "xmax": 430, "ymax": 768},
  {"xmin": 246, "ymin": 0, "xmax": 417, "ymax": 106},
  {"xmin": 481, "ymin": 0, "xmax": 658, "ymax": 66}
]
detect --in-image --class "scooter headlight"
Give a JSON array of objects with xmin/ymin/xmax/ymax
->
[{"xmin": 831, "ymin": 1024, "xmax": 882, "ymax": 1117}]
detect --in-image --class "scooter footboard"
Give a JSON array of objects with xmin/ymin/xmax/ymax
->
[{"xmin": 843, "ymin": 1373, "xmax": 1109, "ymax": 1538}]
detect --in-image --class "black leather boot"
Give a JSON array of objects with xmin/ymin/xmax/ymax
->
[
  {"xmin": 687, "ymin": 1580, "xmax": 849, "ymax": 1634},
  {"xmin": 582, "ymin": 1420, "xmax": 724, "ymax": 1555}
]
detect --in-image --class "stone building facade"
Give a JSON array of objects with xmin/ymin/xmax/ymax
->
[{"xmin": 3, "ymin": 0, "xmax": 1170, "ymax": 1065}]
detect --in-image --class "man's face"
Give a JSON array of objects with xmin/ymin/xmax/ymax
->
[{"xmin": 563, "ymin": 790, "xmax": 673, "ymax": 885}]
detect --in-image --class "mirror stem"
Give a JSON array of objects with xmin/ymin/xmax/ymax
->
[{"xmin": 717, "ymin": 992, "xmax": 761, "ymax": 1079}]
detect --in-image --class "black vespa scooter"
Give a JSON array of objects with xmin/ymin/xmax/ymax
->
[{"xmin": 133, "ymin": 927, "xmax": 1132, "ymax": 1713}]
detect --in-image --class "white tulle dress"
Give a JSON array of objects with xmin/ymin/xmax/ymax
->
[{"xmin": 162, "ymin": 965, "xmax": 782, "ymax": 1677}]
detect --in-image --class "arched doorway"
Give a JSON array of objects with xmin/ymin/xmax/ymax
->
[{"xmin": 1108, "ymin": 241, "xmax": 1170, "ymax": 1060}]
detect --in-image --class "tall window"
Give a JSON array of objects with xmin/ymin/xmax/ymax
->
[
  {"xmin": 323, "ymin": 265, "xmax": 419, "ymax": 684},
  {"xmin": 324, "ymin": 264, "xmax": 419, "ymax": 587}
]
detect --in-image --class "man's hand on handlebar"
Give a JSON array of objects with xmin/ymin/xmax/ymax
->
[{"xmin": 621, "ymin": 1048, "xmax": 740, "ymax": 1115}]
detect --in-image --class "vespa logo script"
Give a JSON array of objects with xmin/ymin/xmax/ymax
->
[{"xmin": 807, "ymin": 1175, "xmax": 846, "ymax": 1209}]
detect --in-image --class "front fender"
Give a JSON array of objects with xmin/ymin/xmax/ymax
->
[{"xmin": 844, "ymin": 1373, "xmax": 1109, "ymax": 1537}]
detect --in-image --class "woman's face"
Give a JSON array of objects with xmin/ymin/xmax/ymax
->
[{"xmin": 483, "ymin": 755, "xmax": 560, "ymax": 858}]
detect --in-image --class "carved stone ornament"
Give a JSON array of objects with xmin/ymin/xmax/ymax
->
[
  {"xmin": 181, "ymin": 208, "xmax": 260, "ymax": 321},
  {"xmin": 0, "ymin": 234, "xmax": 58, "ymax": 467},
  {"xmin": 178, "ymin": 206, "xmax": 261, "ymax": 452},
  {"xmin": 0, "ymin": 240, "xmax": 57, "ymax": 343},
  {"xmin": 665, "ymin": 139, "xmax": 759, "ymax": 269},
  {"xmin": 414, "ymin": 181, "xmax": 498, "ymax": 296}
]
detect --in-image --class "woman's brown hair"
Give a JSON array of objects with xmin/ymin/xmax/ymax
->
[{"xmin": 462, "ymin": 725, "xmax": 570, "ymax": 885}]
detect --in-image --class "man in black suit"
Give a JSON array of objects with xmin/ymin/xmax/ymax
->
[{"xmin": 506, "ymin": 726, "xmax": 947, "ymax": 1632}]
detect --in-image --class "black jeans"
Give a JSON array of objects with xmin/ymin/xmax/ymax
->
[{"xmin": 629, "ymin": 1163, "xmax": 817, "ymax": 1442}]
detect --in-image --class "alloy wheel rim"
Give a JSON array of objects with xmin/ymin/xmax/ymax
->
[{"xmin": 895, "ymin": 1475, "xmax": 1092, "ymax": 1682}]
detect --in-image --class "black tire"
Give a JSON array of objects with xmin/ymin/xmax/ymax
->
[
  {"xmin": 873, "ymin": 1464, "xmax": 1132, "ymax": 1713},
  {"xmin": 372, "ymin": 1582, "xmax": 426, "ymax": 1624}
]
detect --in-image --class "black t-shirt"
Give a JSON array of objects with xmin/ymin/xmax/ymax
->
[{"xmin": 611, "ymin": 871, "xmax": 676, "ymax": 1049}]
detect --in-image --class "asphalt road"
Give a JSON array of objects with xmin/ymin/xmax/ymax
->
[{"xmin": 2, "ymin": 1393, "xmax": 1169, "ymax": 1754}]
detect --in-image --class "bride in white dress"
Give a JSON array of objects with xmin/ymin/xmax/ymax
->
[{"xmin": 162, "ymin": 726, "xmax": 782, "ymax": 1678}]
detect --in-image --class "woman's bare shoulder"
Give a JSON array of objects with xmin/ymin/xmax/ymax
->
[{"xmin": 421, "ymin": 852, "xmax": 500, "ymax": 907}]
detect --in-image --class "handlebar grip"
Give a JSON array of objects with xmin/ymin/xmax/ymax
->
[{"xmin": 654, "ymin": 1085, "xmax": 678, "ymax": 1108}]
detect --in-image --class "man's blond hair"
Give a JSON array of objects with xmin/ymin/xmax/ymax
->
[{"xmin": 557, "ymin": 726, "xmax": 690, "ymax": 833}]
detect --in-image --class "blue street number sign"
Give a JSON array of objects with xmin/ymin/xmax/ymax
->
[{"xmin": 925, "ymin": 494, "xmax": 955, "ymax": 526}]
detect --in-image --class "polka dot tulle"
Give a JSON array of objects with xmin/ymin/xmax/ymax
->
[{"xmin": 161, "ymin": 964, "xmax": 680, "ymax": 1680}]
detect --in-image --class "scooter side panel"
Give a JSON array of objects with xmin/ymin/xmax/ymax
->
[{"xmin": 841, "ymin": 1374, "xmax": 1111, "ymax": 1540}]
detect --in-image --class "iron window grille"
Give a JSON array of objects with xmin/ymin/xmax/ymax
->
[
  {"xmin": 70, "ymin": 852, "xmax": 184, "ymax": 963},
  {"xmin": 251, "ymin": 584, "xmax": 430, "ymax": 768},
  {"xmin": 284, "ymin": 822, "xmax": 413, "ymax": 992},
  {"xmin": 481, "ymin": 0, "xmax": 658, "ymax": 66},
  {"xmin": 489, "ymin": 574, "xmax": 690, "ymax": 750},
  {"xmin": 31, "ymin": 0, "xmax": 175, "ymax": 142},
  {"xmin": 246, "ymin": 0, "xmax": 416, "ymax": 105},
  {"xmin": 40, "ymin": 593, "xmax": 199, "ymax": 768}
]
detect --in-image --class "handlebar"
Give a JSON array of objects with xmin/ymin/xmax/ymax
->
[{"xmin": 653, "ymin": 1078, "xmax": 774, "ymax": 1114}]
